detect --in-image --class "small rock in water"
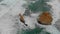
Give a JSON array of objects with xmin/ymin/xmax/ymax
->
[{"xmin": 19, "ymin": 14, "xmax": 25, "ymax": 23}]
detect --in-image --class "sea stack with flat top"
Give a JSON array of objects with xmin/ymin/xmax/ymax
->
[{"xmin": 37, "ymin": 12, "xmax": 53, "ymax": 25}]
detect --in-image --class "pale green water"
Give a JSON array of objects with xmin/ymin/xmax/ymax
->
[{"xmin": 17, "ymin": 27, "xmax": 50, "ymax": 34}]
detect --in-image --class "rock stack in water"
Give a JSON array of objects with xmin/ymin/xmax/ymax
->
[{"xmin": 37, "ymin": 12, "xmax": 53, "ymax": 25}]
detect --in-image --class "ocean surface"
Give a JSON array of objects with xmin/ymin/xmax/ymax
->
[{"xmin": 0, "ymin": 0, "xmax": 60, "ymax": 34}]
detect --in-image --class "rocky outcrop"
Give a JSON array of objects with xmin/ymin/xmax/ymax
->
[{"xmin": 37, "ymin": 12, "xmax": 53, "ymax": 25}]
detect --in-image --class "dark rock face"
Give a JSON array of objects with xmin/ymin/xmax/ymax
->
[{"xmin": 37, "ymin": 12, "xmax": 53, "ymax": 25}]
